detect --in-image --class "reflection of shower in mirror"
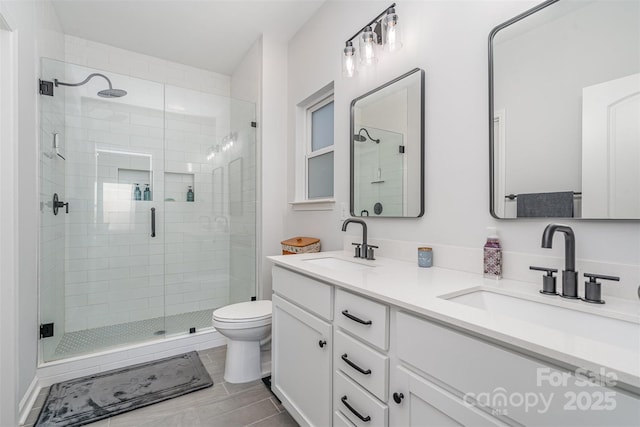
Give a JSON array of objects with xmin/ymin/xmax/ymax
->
[{"xmin": 354, "ymin": 127, "xmax": 381, "ymax": 143}]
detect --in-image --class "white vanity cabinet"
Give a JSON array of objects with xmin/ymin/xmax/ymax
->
[
  {"xmin": 272, "ymin": 264, "xmax": 640, "ymax": 427},
  {"xmin": 272, "ymin": 266, "xmax": 333, "ymax": 427}
]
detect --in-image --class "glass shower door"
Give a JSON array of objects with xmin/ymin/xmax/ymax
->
[{"xmin": 39, "ymin": 59, "xmax": 166, "ymax": 361}]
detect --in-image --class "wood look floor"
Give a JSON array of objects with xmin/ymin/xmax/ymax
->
[{"xmin": 23, "ymin": 346, "xmax": 298, "ymax": 427}]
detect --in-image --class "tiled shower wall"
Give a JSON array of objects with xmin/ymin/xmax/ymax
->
[
  {"xmin": 60, "ymin": 75, "xmax": 249, "ymax": 332},
  {"xmin": 65, "ymin": 35, "xmax": 230, "ymax": 96},
  {"xmin": 354, "ymin": 128, "xmax": 404, "ymax": 217},
  {"xmin": 63, "ymin": 88, "xmax": 166, "ymax": 332}
]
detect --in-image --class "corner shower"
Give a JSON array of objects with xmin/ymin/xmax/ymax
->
[{"xmin": 39, "ymin": 58, "xmax": 256, "ymax": 362}]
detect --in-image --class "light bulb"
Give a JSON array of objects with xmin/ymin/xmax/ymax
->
[
  {"xmin": 342, "ymin": 41, "xmax": 356, "ymax": 77},
  {"xmin": 383, "ymin": 7, "xmax": 402, "ymax": 52},
  {"xmin": 360, "ymin": 26, "xmax": 377, "ymax": 66}
]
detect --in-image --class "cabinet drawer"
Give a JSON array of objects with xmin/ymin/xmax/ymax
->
[
  {"xmin": 396, "ymin": 311, "xmax": 640, "ymax": 426},
  {"xmin": 272, "ymin": 265, "xmax": 333, "ymax": 320},
  {"xmin": 335, "ymin": 289, "xmax": 388, "ymax": 350},
  {"xmin": 335, "ymin": 371, "xmax": 388, "ymax": 427},
  {"xmin": 334, "ymin": 330, "xmax": 388, "ymax": 401}
]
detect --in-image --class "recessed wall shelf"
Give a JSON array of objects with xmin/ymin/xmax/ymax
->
[
  {"xmin": 165, "ymin": 172, "xmax": 195, "ymax": 202},
  {"xmin": 118, "ymin": 168, "xmax": 153, "ymax": 201}
]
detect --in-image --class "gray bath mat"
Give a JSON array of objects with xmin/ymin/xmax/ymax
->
[{"xmin": 35, "ymin": 351, "xmax": 213, "ymax": 426}]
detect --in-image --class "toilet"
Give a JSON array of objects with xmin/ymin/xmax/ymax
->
[{"xmin": 212, "ymin": 300, "xmax": 272, "ymax": 383}]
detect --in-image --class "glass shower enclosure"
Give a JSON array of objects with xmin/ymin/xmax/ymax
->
[{"xmin": 39, "ymin": 59, "xmax": 256, "ymax": 362}]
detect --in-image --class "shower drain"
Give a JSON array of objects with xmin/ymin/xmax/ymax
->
[{"xmin": 154, "ymin": 330, "xmax": 166, "ymax": 336}]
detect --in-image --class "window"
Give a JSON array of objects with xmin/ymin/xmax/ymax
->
[
  {"xmin": 306, "ymin": 96, "xmax": 334, "ymax": 199},
  {"xmin": 292, "ymin": 83, "xmax": 335, "ymax": 210}
]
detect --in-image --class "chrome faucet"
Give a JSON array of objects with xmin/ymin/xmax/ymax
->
[
  {"xmin": 342, "ymin": 218, "xmax": 371, "ymax": 259},
  {"xmin": 541, "ymin": 224, "xmax": 578, "ymax": 299}
]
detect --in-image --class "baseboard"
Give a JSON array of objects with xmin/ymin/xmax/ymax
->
[{"xmin": 18, "ymin": 376, "xmax": 39, "ymax": 426}]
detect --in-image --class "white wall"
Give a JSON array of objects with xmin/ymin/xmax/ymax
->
[
  {"xmin": 0, "ymin": 6, "xmax": 19, "ymax": 426},
  {"xmin": 0, "ymin": 0, "xmax": 65, "ymax": 413},
  {"xmin": 260, "ymin": 34, "xmax": 288, "ymax": 299},
  {"xmin": 284, "ymin": 1, "xmax": 640, "ymax": 294}
]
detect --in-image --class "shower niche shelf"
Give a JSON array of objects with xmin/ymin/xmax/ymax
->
[
  {"xmin": 165, "ymin": 172, "xmax": 195, "ymax": 202},
  {"xmin": 118, "ymin": 168, "xmax": 153, "ymax": 201}
]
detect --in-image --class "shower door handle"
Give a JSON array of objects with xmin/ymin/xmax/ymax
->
[{"xmin": 150, "ymin": 207, "xmax": 156, "ymax": 237}]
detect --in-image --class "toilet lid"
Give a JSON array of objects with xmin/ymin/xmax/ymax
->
[{"xmin": 212, "ymin": 300, "xmax": 272, "ymax": 322}]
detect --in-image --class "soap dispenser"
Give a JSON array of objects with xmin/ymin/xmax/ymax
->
[
  {"xmin": 187, "ymin": 186, "xmax": 194, "ymax": 202},
  {"xmin": 134, "ymin": 183, "xmax": 142, "ymax": 201},
  {"xmin": 483, "ymin": 227, "xmax": 502, "ymax": 279},
  {"xmin": 143, "ymin": 184, "xmax": 151, "ymax": 201}
]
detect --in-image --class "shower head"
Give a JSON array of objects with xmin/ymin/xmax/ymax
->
[
  {"xmin": 98, "ymin": 88, "xmax": 128, "ymax": 98},
  {"xmin": 55, "ymin": 73, "xmax": 127, "ymax": 98},
  {"xmin": 355, "ymin": 127, "xmax": 380, "ymax": 144}
]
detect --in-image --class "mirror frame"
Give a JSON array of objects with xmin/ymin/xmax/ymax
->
[
  {"xmin": 488, "ymin": 0, "xmax": 559, "ymax": 220},
  {"xmin": 350, "ymin": 67, "xmax": 426, "ymax": 218}
]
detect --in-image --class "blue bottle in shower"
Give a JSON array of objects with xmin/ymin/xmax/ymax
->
[
  {"xmin": 187, "ymin": 186, "xmax": 194, "ymax": 202},
  {"xmin": 134, "ymin": 183, "xmax": 142, "ymax": 200},
  {"xmin": 143, "ymin": 184, "xmax": 151, "ymax": 201}
]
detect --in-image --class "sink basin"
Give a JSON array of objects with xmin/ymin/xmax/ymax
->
[
  {"xmin": 303, "ymin": 257, "xmax": 374, "ymax": 272},
  {"xmin": 445, "ymin": 290, "xmax": 639, "ymax": 352}
]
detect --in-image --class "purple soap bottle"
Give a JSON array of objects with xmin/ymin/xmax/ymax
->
[{"xmin": 483, "ymin": 227, "xmax": 502, "ymax": 279}]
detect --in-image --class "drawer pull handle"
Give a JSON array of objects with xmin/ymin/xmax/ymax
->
[
  {"xmin": 341, "ymin": 353, "xmax": 371, "ymax": 375},
  {"xmin": 342, "ymin": 310, "xmax": 372, "ymax": 325},
  {"xmin": 318, "ymin": 340, "xmax": 327, "ymax": 348},
  {"xmin": 341, "ymin": 395, "xmax": 371, "ymax": 422},
  {"xmin": 393, "ymin": 392, "xmax": 405, "ymax": 404}
]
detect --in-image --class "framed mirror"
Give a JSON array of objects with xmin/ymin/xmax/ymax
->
[
  {"xmin": 489, "ymin": 0, "xmax": 640, "ymax": 219},
  {"xmin": 351, "ymin": 68, "xmax": 425, "ymax": 218}
]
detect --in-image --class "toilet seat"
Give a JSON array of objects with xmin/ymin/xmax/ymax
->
[{"xmin": 212, "ymin": 300, "xmax": 272, "ymax": 323}]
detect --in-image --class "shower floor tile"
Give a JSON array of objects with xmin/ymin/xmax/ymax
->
[{"xmin": 52, "ymin": 309, "xmax": 215, "ymax": 360}]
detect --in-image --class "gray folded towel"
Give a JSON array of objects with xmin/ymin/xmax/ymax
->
[{"xmin": 516, "ymin": 191, "xmax": 574, "ymax": 217}]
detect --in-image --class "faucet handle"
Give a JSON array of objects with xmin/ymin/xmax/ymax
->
[
  {"xmin": 582, "ymin": 273, "xmax": 619, "ymax": 304},
  {"xmin": 530, "ymin": 266, "xmax": 558, "ymax": 295},
  {"xmin": 351, "ymin": 242, "xmax": 362, "ymax": 258},
  {"xmin": 366, "ymin": 245, "xmax": 378, "ymax": 261}
]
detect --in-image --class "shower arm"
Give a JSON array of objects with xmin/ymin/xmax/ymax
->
[{"xmin": 54, "ymin": 73, "xmax": 114, "ymax": 89}]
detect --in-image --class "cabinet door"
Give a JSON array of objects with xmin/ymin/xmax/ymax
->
[
  {"xmin": 396, "ymin": 311, "xmax": 640, "ymax": 426},
  {"xmin": 390, "ymin": 366, "xmax": 508, "ymax": 427},
  {"xmin": 272, "ymin": 294, "xmax": 332, "ymax": 427}
]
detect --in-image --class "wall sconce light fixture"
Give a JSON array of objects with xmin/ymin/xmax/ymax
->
[
  {"xmin": 207, "ymin": 145, "xmax": 220, "ymax": 161},
  {"xmin": 342, "ymin": 3, "xmax": 402, "ymax": 78}
]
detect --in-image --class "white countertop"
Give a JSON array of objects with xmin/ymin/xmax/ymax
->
[{"xmin": 268, "ymin": 251, "xmax": 640, "ymax": 392}]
